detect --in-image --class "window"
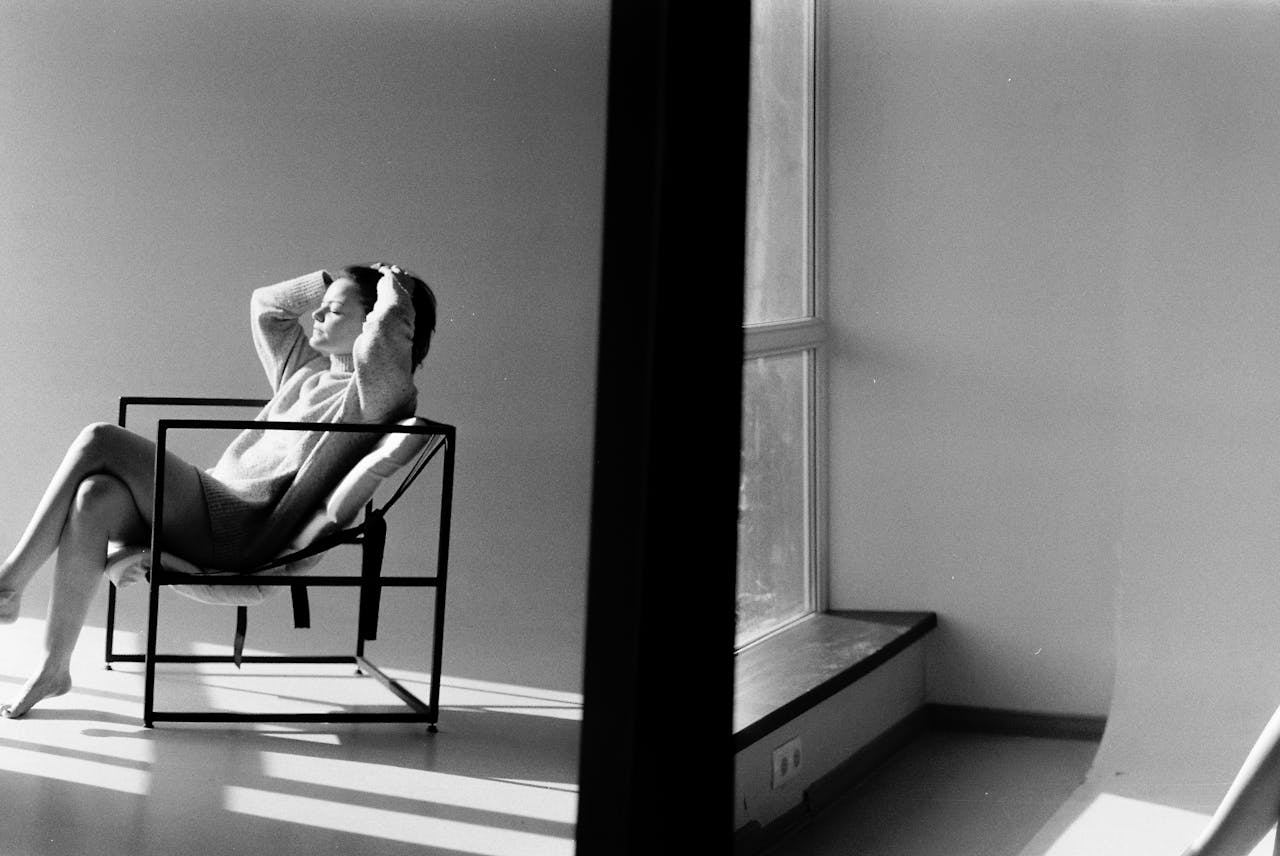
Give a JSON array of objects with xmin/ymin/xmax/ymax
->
[{"xmin": 736, "ymin": 0, "xmax": 824, "ymax": 650}]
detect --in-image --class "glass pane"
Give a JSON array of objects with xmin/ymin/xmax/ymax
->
[
  {"xmin": 744, "ymin": 0, "xmax": 812, "ymax": 326},
  {"xmin": 737, "ymin": 351, "xmax": 812, "ymax": 647}
]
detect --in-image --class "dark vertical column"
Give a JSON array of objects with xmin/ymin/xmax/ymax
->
[{"xmin": 576, "ymin": 2, "xmax": 749, "ymax": 854}]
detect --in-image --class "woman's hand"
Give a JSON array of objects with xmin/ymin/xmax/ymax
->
[
  {"xmin": 373, "ymin": 262, "xmax": 411, "ymax": 289},
  {"xmin": 357, "ymin": 262, "xmax": 420, "ymax": 378}
]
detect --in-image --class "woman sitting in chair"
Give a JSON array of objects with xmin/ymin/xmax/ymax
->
[{"xmin": 0, "ymin": 263, "xmax": 436, "ymax": 718}]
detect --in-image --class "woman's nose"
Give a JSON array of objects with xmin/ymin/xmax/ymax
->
[{"xmin": 312, "ymin": 307, "xmax": 325, "ymax": 322}]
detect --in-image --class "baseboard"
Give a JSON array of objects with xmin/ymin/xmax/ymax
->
[
  {"xmin": 732, "ymin": 703, "xmax": 1107, "ymax": 855},
  {"xmin": 926, "ymin": 703, "xmax": 1107, "ymax": 741}
]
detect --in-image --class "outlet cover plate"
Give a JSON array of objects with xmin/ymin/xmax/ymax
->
[{"xmin": 771, "ymin": 736, "xmax": 802, "ymax": 789}]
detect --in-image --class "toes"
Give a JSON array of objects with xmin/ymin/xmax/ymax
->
[
  {"xmin": 2, "ymin": 670, "xmax": 72, "ymax": 719},
  {"xmin": 1, "ymin": 698, "xmax": 29, "ymax": 718}
]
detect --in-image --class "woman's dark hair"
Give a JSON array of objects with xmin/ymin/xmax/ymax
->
[{"xmin": 337, "ymin": 264, "xmax": 437, "ymax": 371}]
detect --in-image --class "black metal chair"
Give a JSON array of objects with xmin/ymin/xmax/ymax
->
[{"xmin": 102, "ymin": 396, "xmax": 456, "ymax": 730}]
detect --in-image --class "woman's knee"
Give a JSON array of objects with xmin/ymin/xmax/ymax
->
[
  {"xmin": 68, "ymin": 423, "xmax": 148, "ymax": 477},
  {"xmin": 71, "ymin": 422, "xmax": 126, "ymax": 463},
  {"xmin": 71, "ymin": 475, "xmax": 135, "ymax": 528}
]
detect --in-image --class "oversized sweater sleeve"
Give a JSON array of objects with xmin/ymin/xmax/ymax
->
[
  {"xmin": 348, "ymin": 274, "xmax": 419, "ymax": 420},
  {"xmin": 249, "ymin": 270, "xmax": 330, "ymax": 392}
]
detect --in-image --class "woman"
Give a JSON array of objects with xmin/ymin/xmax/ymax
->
[{"xmin": 0, "ymin": 263, "xmax": 437, "ymax": 718}]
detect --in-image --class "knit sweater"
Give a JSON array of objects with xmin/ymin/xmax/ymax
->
[{"xmin": 198, "ymin": 270, "xmax": 418, "ymax": 570}]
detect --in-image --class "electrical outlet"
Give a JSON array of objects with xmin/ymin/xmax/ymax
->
[{"xmin": 771, "ymin": 736, "xmax": 802, "ymax": 789}]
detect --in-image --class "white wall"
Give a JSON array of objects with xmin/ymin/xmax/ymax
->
[
  {"xmin": 827, "ymin": 0, "xmax": 1280, "ymax": 716},
  {"xmin": 0, "ymin": 0, "xmax": 606, "ymax": 693}
]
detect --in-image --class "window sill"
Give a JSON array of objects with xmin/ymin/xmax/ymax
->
[{"xmin": 733, "ymin": 609, "xmax": 937, "ymax": 751}]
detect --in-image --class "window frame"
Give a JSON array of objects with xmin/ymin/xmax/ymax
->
[{"xmin": 737, "ymin": 0, "xmax": 827, "ymax": 651}]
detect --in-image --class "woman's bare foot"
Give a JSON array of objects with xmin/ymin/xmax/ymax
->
[
  {"xmin": 1, "ymin": 664, "xmax": 71, "ymax": 718},
  {"xmin": 0, "ymin": 589, "xmax": 20, "ymax": 624}
]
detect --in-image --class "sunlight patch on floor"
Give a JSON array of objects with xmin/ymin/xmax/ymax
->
[
  {"xmin": 493, "ymin": 777, "xmax": 580, "ymax": 793},
  {"xmin": 1032, "ymin": 789, "xmax": 1271, "ymax": 856},
  {"xmin": 0, "ymin": 617, "xmax": 580, "ymax": 856},
  {"xmin": 0, "ymin": 741, "xmax": 151, "ymax": 794},
  {"xmin": 438, "ymin": 675, "xmax": 584, "ymax": 721},
  {"xmin": 259, "ymin": 750, "xmax": 577, "ymax": 822},
  {"xmin": 224, "ymin": 786, "xmax": 576, "ymax": 856}
]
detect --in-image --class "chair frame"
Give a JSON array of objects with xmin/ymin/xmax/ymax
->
[{"xmin": 103, "ymin": 396, "xmax": 456, "ymax": 730}]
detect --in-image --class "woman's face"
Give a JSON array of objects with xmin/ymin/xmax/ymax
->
[{"xmin": 310, "ymin": 278, "xmax": 369, "ymax": 356}]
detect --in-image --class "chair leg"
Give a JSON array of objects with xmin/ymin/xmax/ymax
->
[
  {"xmin": 105, "ymin": 582, "xmax": 117, "ymax": 669},
  {"xmin": 357, "ymin": 509, "xmax": 386, "ymax": 649},
  {"xmin": 233, "ymin": 607, "xmax": 248, "ymax": 669},
  {"xmin": 144, "ymin": 574, "xmax": 161, "ymax": 727},
  {"xmin": 290, "ymin": 586, "xmax": 310, "ymax": 628},
  {"xmin": 427, "ymin": 438, "xmax": 455, "ymax": 725}
]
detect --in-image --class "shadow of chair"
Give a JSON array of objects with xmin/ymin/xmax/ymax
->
[{"xmin": 101, "ymin": 396, "xmax": 455, "ymax": 731}]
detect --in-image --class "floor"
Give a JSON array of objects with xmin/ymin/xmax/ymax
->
[
  {"xmin": 0, "ymin": 616, "xmax": 581, "ymax": 856},
  {"xmin": 764, "ymin": 730, "xmax": 1101, "ymax": 856}
]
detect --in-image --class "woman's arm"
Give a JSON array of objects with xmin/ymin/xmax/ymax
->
[
  {"xmin": 249, "ymin": 270, "xmax": 330, "ymax": 392},
  {"xmin": 348, "ymin": 267, "xmax": 418, "ymax": 420}
]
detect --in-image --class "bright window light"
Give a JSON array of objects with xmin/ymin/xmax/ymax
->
[
  {"xmin": 737, "ymin": 0, "xmax": 823, "ymax": 651},
  {"xmin": 738, "ymin": 351, "xmax": 813, "ymax": 645}
]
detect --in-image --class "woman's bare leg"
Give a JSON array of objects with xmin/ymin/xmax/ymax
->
[
  {"xmin": 1, "ymin": 475, "xmax": 145, "ymax": 717},
  {"xmin": 1183, "ymin": 703, "xmax": 1280, "ymax": 856},
  {"xmin": 0, "ymin": 423, "xmax": 214, "ymax": 622}
]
